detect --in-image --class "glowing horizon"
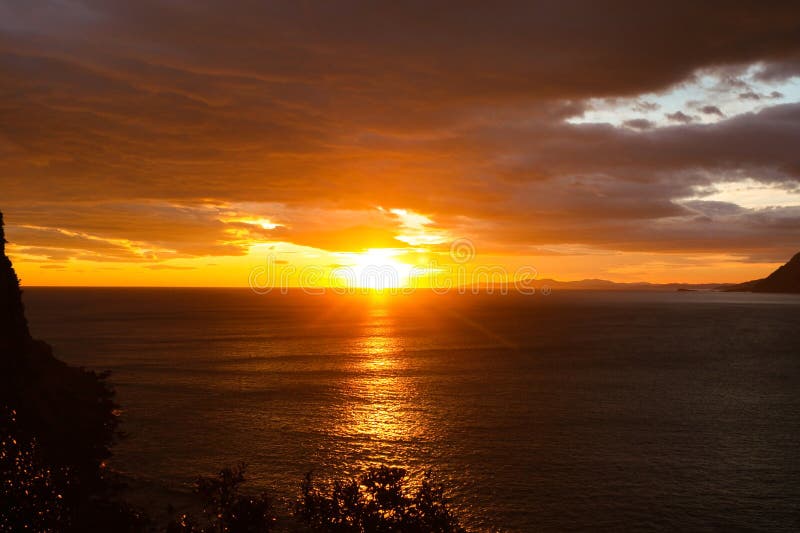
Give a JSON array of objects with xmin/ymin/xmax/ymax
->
[{"xmin": 3, "ymin": 2, "xmax": 800, "ymax": 287}]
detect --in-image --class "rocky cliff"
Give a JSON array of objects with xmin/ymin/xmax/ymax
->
[
  {"xmin": 1, "ymin": 210, "xmax": 121, "ymax": 529},
  {"xmin": 0, "ymin": 212, "xmax": 32, "ymax": 359},
  {"xmin": 725, "ymin": 252, "xmax": 800, "ymax": 293}
]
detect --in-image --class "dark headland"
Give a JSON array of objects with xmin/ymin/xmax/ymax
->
[
  {"xmin": 1, "ymin": 213, "xmax": 125, "ymax": 529},
  {"xmin": 722, "ymin": 252, "xmax": 800, "ymax": 293}
]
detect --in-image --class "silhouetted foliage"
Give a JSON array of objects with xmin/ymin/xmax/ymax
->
[
  {"xmin": 0, "ymin": 405, "xmax": 145, "ymax": 532},
  {"xmin": 167, "ymin": 464, "xmax": 275, "ymax": 533},
  {"xmin": 68, "ymin": 494, "xmax": 149, "ymax": 533},
  {"xmin": 1, "ymin": 210, "xmax": 136, "ymax": 531},
  {"xmin": 0, "ymin": 344, "xmax": 125, "ymax": 530},
  {"xmin": 295, "ymin": 466, "xmax": 467, "ymax": 533},
  {"xmin": 0, "ymin": 407, "xmax": 67, "ymax": 532}
]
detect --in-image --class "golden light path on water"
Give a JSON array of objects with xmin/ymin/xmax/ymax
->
[{"xmin": 330, "ymin": 300, "xmax": 431, "ymax": 470}]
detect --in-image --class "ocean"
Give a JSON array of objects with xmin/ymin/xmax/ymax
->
[{"xmin": 21, "ymin": 288, "xmax": 800, "ymax": 531}]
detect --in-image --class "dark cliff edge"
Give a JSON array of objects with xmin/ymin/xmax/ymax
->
[
  {"xmin": 0, "ymin": 212, "xmax": 32, "ymax": 358},
  {"xmin": 0, "ymin": 211, "xmax": 131, "ymax": 531},
  {"xmin": 723, "ymin": 252, "xmax": 800, "ymax": 293}
]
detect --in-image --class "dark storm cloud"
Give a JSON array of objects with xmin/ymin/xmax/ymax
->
[
  {"xmin": 24, "ymin": 0, "xmax": 800, "ymax": 99},
  {"xmin": 755, "ymin": 54, "xmax": 800, "ymax": 81},
  {"xmin": 1, "ymin": 0, "xmax": 800, "ymax": 263},
  {"xmin": 475, "ymin": 104, "xmax": 800, "ymax": 183}
]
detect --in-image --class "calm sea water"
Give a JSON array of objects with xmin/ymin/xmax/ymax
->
[{"xmin": 22, "ymin": 288, "xmax": 800, "ymax": 531}]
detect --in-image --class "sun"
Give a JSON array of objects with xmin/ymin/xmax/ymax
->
[{"xmin": 334, "ymin": 249, "xmax": 414, "ymax": 291}]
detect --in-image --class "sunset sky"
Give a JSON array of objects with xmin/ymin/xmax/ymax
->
[{"xmin": 2, "ymin": 1, "xmax": 800, "ymax": 286}]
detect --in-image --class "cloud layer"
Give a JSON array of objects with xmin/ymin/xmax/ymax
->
[{"xmin": 2, "ymin": 1, "xmax": 800, "ymax": 279}]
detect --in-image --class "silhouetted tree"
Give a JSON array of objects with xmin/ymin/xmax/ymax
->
[
  {"xmin": 167, "ymin": 464, "xmax": 275, "ymax": 533},
  {"xmin": 295, "ymin": 466, "xmax": 467, "ymax": 533}
]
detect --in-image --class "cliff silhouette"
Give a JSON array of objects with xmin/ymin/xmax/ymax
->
[
  {"xmin": 724, "ymin": 252, "xmax": 800, "ymax": 293},
  {"xmin": 0, "ymin": 212, "xmax": 32, "ymax": 358},
  {"xmin": 1, "ymin": 210, "xmax": 127, "ymax": 530}
]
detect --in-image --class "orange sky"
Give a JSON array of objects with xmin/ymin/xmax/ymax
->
[{"xmin": 2, "ymin": 2, "xmax": 800, "ymax": 287}]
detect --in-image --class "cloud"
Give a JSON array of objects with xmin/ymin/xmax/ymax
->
[
  {"xmin": 755, "ymin": 54, "xmax": 800, "ymax": 81},
  {"xmin": 2, "ymin": 0, "xmax": 800, "ymax": 272},
  {"xmin": 633, "ymin": 101, "xmax": 661, "ymax": 112},
  {"xmin": 145, "ymin": 264, "xmax": 196, "ymax": 270},
  {"xmin": 623, "ymin": 119, "xmax": 655, "ymax": 130},
  {"xmin": 666, "ymin": 111, "xmax": 695, "ymax": 124},
  {"xmin": 700, "ymin": 105, "xmax": 725, "ymax": 117},
  {"xmin": 681, "ymin": 200, "xmax": 746, "ymax": 217}
]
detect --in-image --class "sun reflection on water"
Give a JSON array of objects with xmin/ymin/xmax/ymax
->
[{"xmin": 329, "ymin": 303, "xmax": 430, "ymax": 469}]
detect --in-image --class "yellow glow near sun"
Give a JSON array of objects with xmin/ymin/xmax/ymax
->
[
  {"xmin": 334, "ymin": 248, "xmax": 414, "ymax": 290},
  {"xmin": 388, "ymin": 207, "xmax": 450, "ymax": 246},
  {"xmin": 220, "ymin": 215, "xmax": 283, "ymax": 230}
]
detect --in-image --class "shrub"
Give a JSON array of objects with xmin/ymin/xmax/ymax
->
[
  {"xmin": 295, "ymin": 466, "xmax": 467, "ymax": 533},
  {"xmin": 167, "ymin": 463, "xmax": 275, "ymax": 533}
]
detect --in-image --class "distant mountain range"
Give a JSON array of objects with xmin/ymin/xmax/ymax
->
[
  {"xmin": 473, "ymin": 252, "xmax": 800, "ymax": 293},
  {"xmin": 467, "ymin": 278, "xmax": 723, "ymax": 292},
  {"xmin": 722, "ymin": 252, "xmax": 800, "ymax": 293},
  {"xmin": 524, "ymin": 279, "xmax": 724, "ymax": 292}
]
